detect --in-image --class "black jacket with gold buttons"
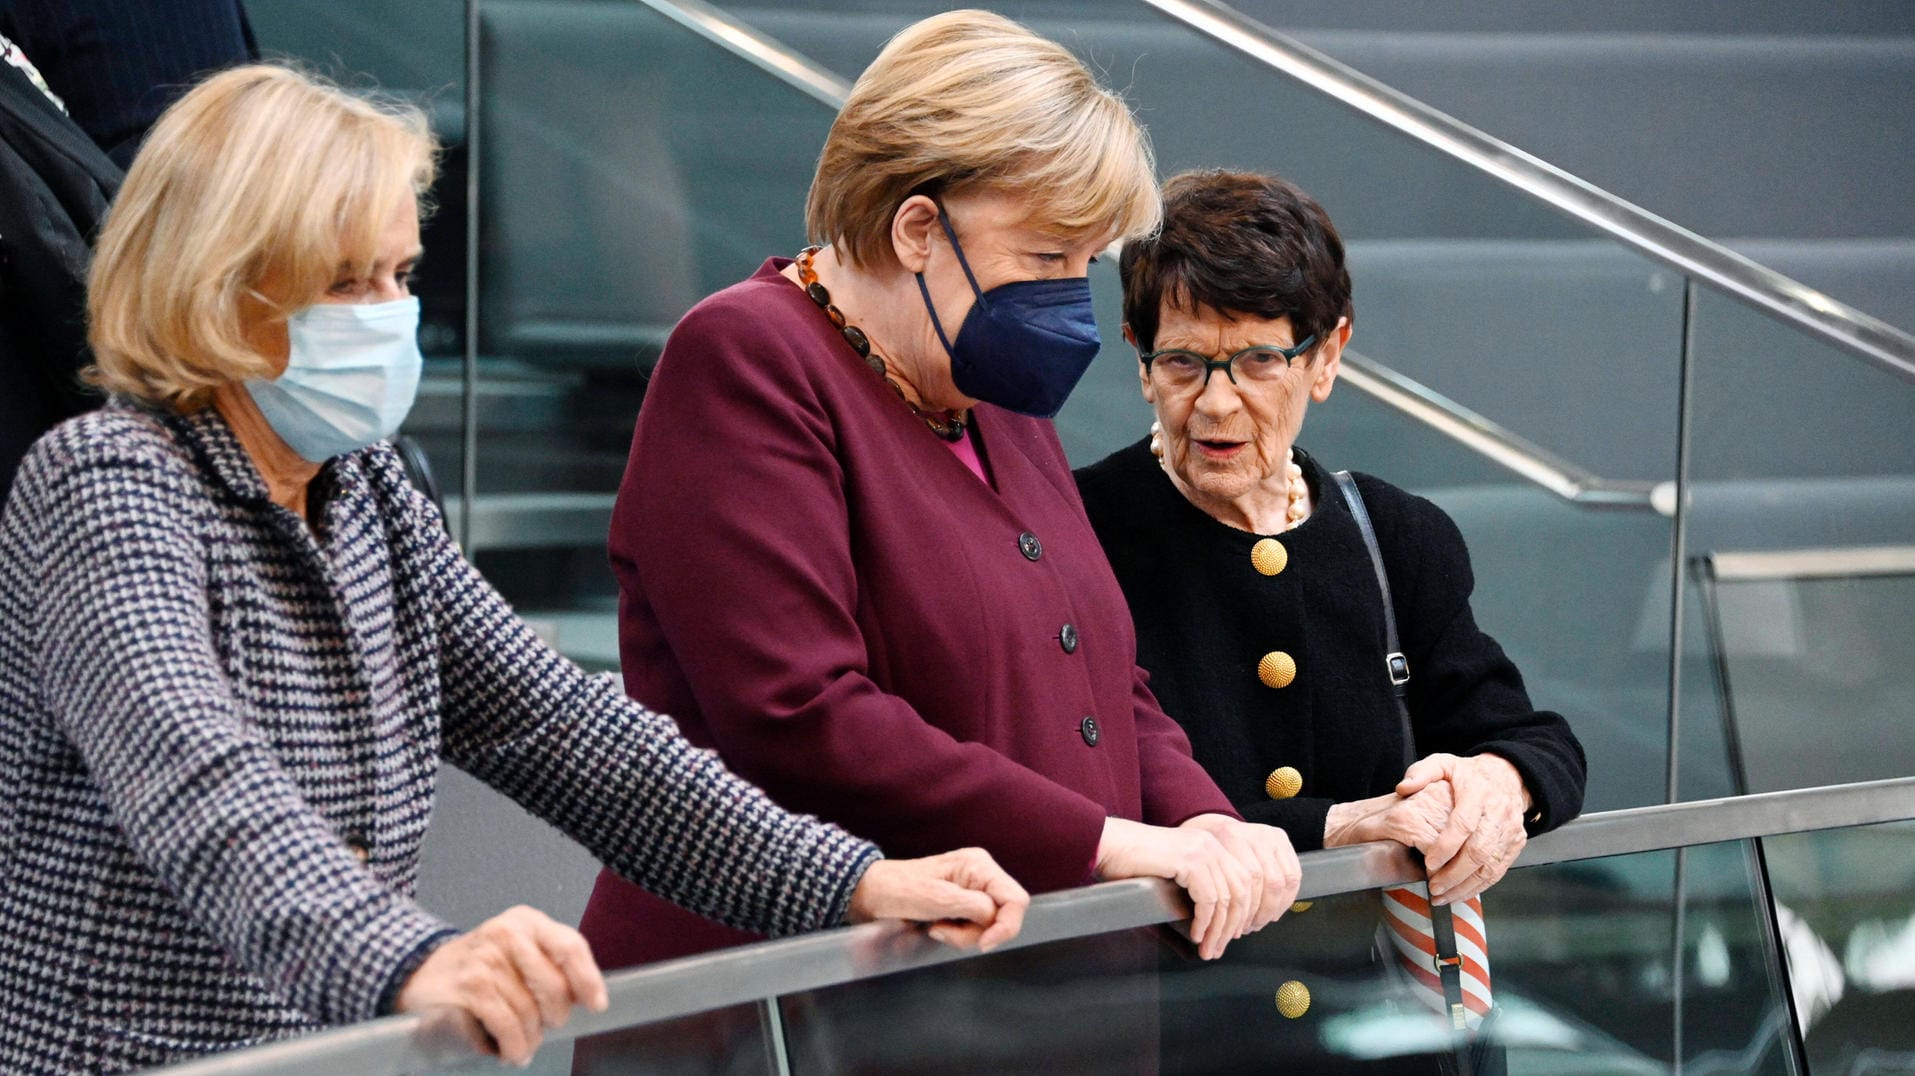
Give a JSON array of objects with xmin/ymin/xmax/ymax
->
[{"xmin": 1076, "ymin": 438, "xmax": 1587, "ymax": 851}]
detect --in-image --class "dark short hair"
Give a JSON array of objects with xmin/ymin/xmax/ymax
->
[{"xmin": 1119, "ymin": 169, "xmax": 1352, "ymax": 356}]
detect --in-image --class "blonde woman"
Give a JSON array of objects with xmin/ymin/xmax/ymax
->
[
  {"xmin": 0, "ymin": 64, "xmax": 1031, "ymax": 1074},
  {"xmin": 584, "ymin": 9, "xmax": 1301, "ymax": 975}
]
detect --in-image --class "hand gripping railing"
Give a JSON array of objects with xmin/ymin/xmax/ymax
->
[{"xmin": 151, "ymin": 775, "xmax": 1915, "ymax": 1074}]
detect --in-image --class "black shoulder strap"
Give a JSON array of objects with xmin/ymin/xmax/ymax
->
[
  {"xmin": 1333, "ymin": 471, "xmax": 1479, "ymax": 1058},
  {"xmin": 1331, "ymin": 470, "xmax": 1412, "ymax": 762}
]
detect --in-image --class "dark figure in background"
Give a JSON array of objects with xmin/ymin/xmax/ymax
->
[
  {"xmin": 0, "ymin": 34, "xmax": 119, "ymax": 505},
  {"xmin": 0, "ymin": 0, "xmax": 257, "ymax": 167},
  {"xmin": 0, "ymin": 0, "xmax": 255, "ymax": 503}
]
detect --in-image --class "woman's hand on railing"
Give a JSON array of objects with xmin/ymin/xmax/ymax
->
[
  {"xmin": 394, "ymin": 905, "xmax": 608, "ymax": 1068},
  {"xmin": 1397, "ymin": 752, "xmax": 1532, "ymax": 906},
  {"xmin": 846, "ymin": 848, "xmax": 1031, "ymax": 953},
  {"xmin": 1323, "ymin": 781, "xmax": 1455, "ymax": 851},
  {"xmin": 1095, "ymin": 816, "xmax": 1298, "ymax": 960},
  {"xmin": 1180, "ymin": 813, "xmax": 1302, "ymax": 937}
]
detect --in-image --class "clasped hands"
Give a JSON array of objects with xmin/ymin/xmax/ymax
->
[
  {"xmin": 1324, "ymin": 752, "xmax": 1531, "ymax": 907},
  {"xmin": 1095, "ymin": 813, "xmax": 1302, "ymax": 961}
]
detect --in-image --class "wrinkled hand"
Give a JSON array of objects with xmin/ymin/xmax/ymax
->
[
  {"xmin": 847, "ymin": 848, "xmax": 1030, "ymax": 953},
  {"xmin": 1397, "ymin": 752, "xmax": 1532, "ymax": 906},
  {"xmin": 1323, "ymin": 780, "xmax": 1455, "ymax": 852},
  {"xmin": 1181, "ymin": 813, "xmax": 1302, "ymax": 936},
  {"xmin": 395, "ymin": 905, "xmax": 608, "ymax": 1068},
  {"xmin": 1095, "ymin": 817, "xmax": 1252, "ymax": 960}
]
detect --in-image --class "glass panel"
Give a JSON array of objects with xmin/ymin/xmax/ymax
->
[
  {"xmin": 1704, "ymin": 572, "xmax": 1915, "ymax": 795},
  {"xmin": 467, "ymin": 0, "xmax": 842, "ymax": 665},
  {"xmin": 1680, "ymin": 290, "xmax": 1915, "ymax": 798},
  {"xmin": 421, "ymin": 1001, "xmax": 779, "ymax": 1075},
  {"xmin": 776, "ymin": 908, "xmax": 1508, "ymax": 1074},
  {"xmin": 765, "ymin": 842, "xmax": 1798, "ymax": 1072},
  {"xmin": 568, "ymin": 1003, "xmax": 779, "ymax": 1076},
  {"xmin": 1762, "ymin": 820, "xmax": 1915, "ymax": 1074},
  {"xmin": 1490, "ymin": 841, "xmax": 1796, "ymax": 1073},
  {"xmin": 1675, "ymin": 571, "xmax": 1744, "ymax": 803},
  {"xmin": 778, "ymin": 927, "xmax": 1172, "ymax": 1073}
]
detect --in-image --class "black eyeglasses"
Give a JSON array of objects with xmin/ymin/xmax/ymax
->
[{"xmin": 1140, "ymin": 336, "xmax": 1318, "ymax": 393}]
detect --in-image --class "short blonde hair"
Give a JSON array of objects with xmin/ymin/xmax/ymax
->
[
  {"xmin": 806, "ymin": 9, "xmax": 1160, "ymax": 270},
  {"xmin": 86, "ymin": 64, "xmax": 437, "ymax": 410}
]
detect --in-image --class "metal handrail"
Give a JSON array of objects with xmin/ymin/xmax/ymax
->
[
  {"xmin": 1140, "ymin": 0, "xmax": 1915, "ymax": 386},
  {"xmin": 154, "ymin": 775, "xmax": 1915, "ymax": 1075},
  {"xmin": 1708, "ymin": 544, "xmax": 1915, "ymax": 582},
  {"xmin": 1339, "ymin": 349, "xmax": 1664, "ymax": 511},
  {"xmin": 630, "ymin": 0, "xmax": 850, "ymax": 106}
]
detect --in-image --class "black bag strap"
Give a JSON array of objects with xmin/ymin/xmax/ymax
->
[
  {"xmin": 1332, "ymin": 471, "xmax": 1477, "ymax": 1072},
  {"xmin": 1330, "ymin": 471, "xmax": 1412, "ymax": 757}
]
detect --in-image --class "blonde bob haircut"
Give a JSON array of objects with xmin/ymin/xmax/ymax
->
[
  {"xmin": 86, "ymin": 64, "xmax": 437, "ymax": 411},
  {"xmin": 805, "ymin": 9, "xmax": 1160, "ymax": 270}
]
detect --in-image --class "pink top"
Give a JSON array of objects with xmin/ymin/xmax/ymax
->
[{"xmin": 945, "ymin": 423, "xmax": 990, "ymax": 485}]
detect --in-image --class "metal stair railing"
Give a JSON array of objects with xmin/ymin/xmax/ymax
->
[{"xmin": 1139, "ymin": 0, "xmax": 1915, "ymax": 387}]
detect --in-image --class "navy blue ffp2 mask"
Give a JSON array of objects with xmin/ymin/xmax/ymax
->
[{"xmin": 913, "ymin": 203, "xmax": 1102, "ymax": 419}]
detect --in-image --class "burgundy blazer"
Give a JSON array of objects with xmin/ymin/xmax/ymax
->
[{"xmin": 578, "ymin": 260, "xmax": 1233, "ymax": 969}]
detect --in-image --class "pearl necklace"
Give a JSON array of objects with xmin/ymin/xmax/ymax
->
[{"xmin": 1150, "ymin": 420, "xmax": 1309, "ymax": 531}]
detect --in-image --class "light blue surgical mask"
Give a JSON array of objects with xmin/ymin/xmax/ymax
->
[{"xmin": 245, "ymin": 296, "xmax": 424, "ymax": 463}]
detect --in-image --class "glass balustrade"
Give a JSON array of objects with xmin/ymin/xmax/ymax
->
[
  {"xmin": 389, "ymin": 831, "xmax": 1823, "ymax": 1075},
  {"xmin": 1761, "ymin": 820, "xmax": 1915, "ymax": 1072},
  {"xmin": 1679, "ymin": 293, "xmax": 1915, "ymax": 801}
]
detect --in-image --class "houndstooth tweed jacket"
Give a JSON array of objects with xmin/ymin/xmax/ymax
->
[{"xmin": 0, "ymin": 401, "xmax": 880, "ymax": 1074}]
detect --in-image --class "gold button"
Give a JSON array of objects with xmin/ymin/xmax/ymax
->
[
  {"xmin": 1275, "ymin": 980, "xmax": 1311, "ymax": 1019},
  {"xmin": 1251, "ymin": 538, "xmax": 1288, "ymax": 577},
  {"xmin": 1290, "ymin": 901, "xmax": 1314, "ymax": 913},
  {"xmin": 1265, "ymin": 766, "xmax": 1302, "ymax": 800},
  {"xmin": 1257, "ymin": 651, "xmax": 1297, "ymax": 689}
]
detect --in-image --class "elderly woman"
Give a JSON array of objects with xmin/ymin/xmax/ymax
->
[
  {"xmin": 1075, "ymin": 170, "xmax": 1588, "ymax": 1070},
  {"xmin": 0, "ymin": 65, "xmax": 1033, "ymax": 1075}
]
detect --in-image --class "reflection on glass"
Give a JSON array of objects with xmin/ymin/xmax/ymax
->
[
  {"xmin": 1764, "ymin": 821, "xmax": 1915, "ymax": 1073},
  {"xmin": 763, "ymin": 843, "xmax": 1799, "ymax": 1073},
  {"xmin": 1684, "ymin": 292, "xmax": 1915, "ymax": 798},
  {"xmin": 1700, "ymin": 571, "xmax": 1915, "ymax": 795},
  {"xmin": 421, "ymin": 1001, "xmax": 778, "ymax": 1076},
  {"xmin": 779, "ymin": 929, "xmax": 1165, "ymax": 1073},
  {"xmin": 1487, "ymin": 842, "xmax": 1795, "ymax": 1074}
]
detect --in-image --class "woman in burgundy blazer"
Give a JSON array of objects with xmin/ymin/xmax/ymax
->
[{"xmin": 578, "ymin": 11, "xmax": 1301, "ymax": 984}]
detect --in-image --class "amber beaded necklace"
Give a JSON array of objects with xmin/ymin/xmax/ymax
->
[{"xmin": 794, "ymin": 246, "xmax": 968, "ymax": 442}]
